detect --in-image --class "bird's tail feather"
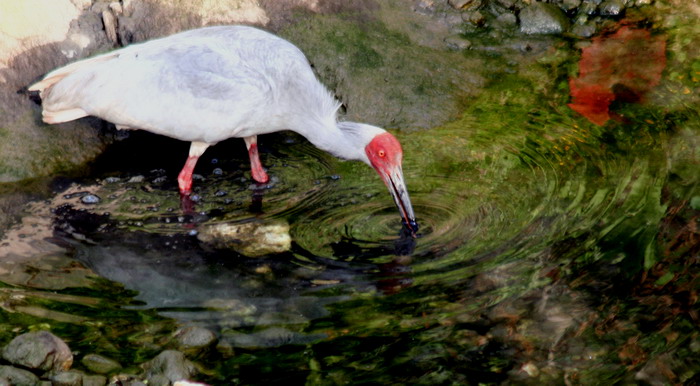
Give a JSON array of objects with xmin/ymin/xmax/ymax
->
[
  {"xmin": 42, "ymin": 108, "xmax": 89, "ymax": 124},
  {"xmin": 28, "ymin": 52, "xmax": 118, "ymax": 96}
]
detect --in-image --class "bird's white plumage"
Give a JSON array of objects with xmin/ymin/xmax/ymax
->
[{"xmin": 37, "ymin": 26, "xmax": 360, "ymax": 152}]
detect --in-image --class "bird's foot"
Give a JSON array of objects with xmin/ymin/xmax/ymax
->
[
  {"xmin": 179, "ymin": 191, "xmax": 196, "ymax": 215},
  {"xmin": 251, "ymin": 168, "xmax": 269, "ymax": 184}
]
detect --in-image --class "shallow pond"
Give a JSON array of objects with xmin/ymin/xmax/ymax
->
[{"xmin": 1, "ymin": 7, "xmax": 699, "ymax": 386}]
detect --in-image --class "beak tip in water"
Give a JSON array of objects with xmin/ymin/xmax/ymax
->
[{"xmin": 403, "ymin": 219, "xmax": 419, "ymax": 238}]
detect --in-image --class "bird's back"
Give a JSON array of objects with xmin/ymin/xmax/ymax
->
[{"xmin": 34, "ymin": 26, "xmax": 336, "ymax": 143}]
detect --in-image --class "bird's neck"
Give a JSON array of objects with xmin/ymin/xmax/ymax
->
[{"xmin": 292, "ymin": 120, "xmax": 374, "ymax": 164}]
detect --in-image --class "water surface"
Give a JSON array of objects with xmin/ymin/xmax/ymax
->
[{"xmin": 1, "ymin": 10, "xmax": 699, "ymax": 385}]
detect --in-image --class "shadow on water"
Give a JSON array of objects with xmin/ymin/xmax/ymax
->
[{"xmin": 1, "ymin": 13, "xmax": 700, "ymax": 385}]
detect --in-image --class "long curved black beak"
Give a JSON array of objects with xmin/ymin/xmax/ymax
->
[{"xmin": 384, "ymin": 166, "xmax": 418, "ymax": 237}]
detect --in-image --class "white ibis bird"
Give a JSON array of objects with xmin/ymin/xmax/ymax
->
[{"xmin": 29, "ymin": 25, "xmax": 417, "ymax": 233}]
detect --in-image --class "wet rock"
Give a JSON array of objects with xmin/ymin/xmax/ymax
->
[
  {"xmin": 519, "ymin": 2, "xmax": 570, "ymax": 35},
  {"xmin": 496, "ymin": 0, "xmax": 516, "ymax": 9},
  {"xmin": 444, "ymin": 35, "xmax": 472, "ymax": 50},
  {"xmin": 462, "ymin": 10, "xmax": 486, "ymax": 26},
  {"xmin": 50, "ymin": 370, "xmax": 83, "ymax": 386},
  {"xmin": 173, "ymin": 326, "xmax": 217, "ymax": 353},
  {"xmin": 2, "ymin": 330, "xmax": 73, "ymax": 372},
  {"xmin": 143, "ymin": 350, "xmax": 196, "ymax": 384},
  {"xmin": 448, "ymin": 0, "xmax": 477, "ymax": 9},
  {"xmin": 147, "ymin": 374, "xmax": 171, "ymax": 386},
  {"xmin": 0, "ymin": 365, "xmax": 40, "ymax": 386},
  {"xmin": 108, "ymin": 373, "xmax": 147, "ymax": 386},
  {"xmin": 197, "ymin": 220, "xmax": 291, "ymax": 257},
  {"xmin": 83, "ymin": 374, "xmax": 108, "ymax": 386},
  {"xmin": 81, "ymin": 353, "xmax": 122, "ymax": 374},
  {"xmin": 600, "ymin": 0, "xmax": 626, "ymax": 15},
  {"xmin": 580, "ymin": 0, "xmax": 602, "ymax": 14},
  {"xmin": 572, "ymin": 23, "xmax": 597, "ymax": 37},
  {"xmin": 495, "ymin": 13, "xmax": 518, "ymax": 28},
  {"xmin": 561, "ymin": 0, "xmax": 583, "ymax": 11}
]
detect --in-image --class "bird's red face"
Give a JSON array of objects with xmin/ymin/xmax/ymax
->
[{"xmin": 365, "ymin": 132, "xmax": 418, "ymax": 235}]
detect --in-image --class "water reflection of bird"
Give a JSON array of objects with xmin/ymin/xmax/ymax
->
[{"xmin": 29, "ymin": 25, "xmax": 417, "ymax": 234}]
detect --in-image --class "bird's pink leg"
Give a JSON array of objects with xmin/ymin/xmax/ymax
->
[
  {"xmin": 178, "ymin": 141, "xmax": 209, "ymax": 194},
  {"xmin": 244, "ymin": 136, "xmax": 269, "ymax": 183}
]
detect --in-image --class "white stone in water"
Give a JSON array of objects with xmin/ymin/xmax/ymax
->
[
  {"xmin": 80, "ymin": 194, "xmax": 100, "ymax": 204},
  {"xmin": 197, "ymin": 220, "xmax": 291, "ymax": 257}
]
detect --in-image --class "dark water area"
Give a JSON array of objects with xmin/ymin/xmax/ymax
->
[{"xmin": 1, "ymin": 8, "xmax": 700, "ymax": 386}]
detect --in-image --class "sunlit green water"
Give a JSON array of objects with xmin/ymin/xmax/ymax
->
[{"xmin": 1, "ymin": 5, "xmax": 699, "ymax": 384}]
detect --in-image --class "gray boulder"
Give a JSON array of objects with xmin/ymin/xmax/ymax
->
[{"xmin": 2, "ymin": 330, "xmax": 73, "ymax": 372}]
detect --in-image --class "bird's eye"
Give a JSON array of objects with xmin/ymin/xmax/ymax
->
[{"xmin": 378, "ymin": 150, "xmax": 386, "ymax": 157}]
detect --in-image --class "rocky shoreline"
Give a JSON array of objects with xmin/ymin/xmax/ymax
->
[{"xmin": 0, "ymin": 328, "xmax": 216, "ymax": 385}]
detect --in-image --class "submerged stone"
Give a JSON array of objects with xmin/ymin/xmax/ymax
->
[
  {"xmin": 197, "ymin": 220, "xmax": 291, "ymax": 257},
  {"xmin": 173, "ymin": 326, "xmax": 217, "ymax": 352},
  {"xmin": 81, "ymin": 353, "xmax": 121, "ymax": 374},
  {"xmin": 80, "ymin": 194, "xmax": 101, "ymax": 204},
  {"xmin": 83, "ymin": 374, "xmax": 108, "ymax": 386},
  {"xmin": 2, "ymin": 331, "xmax": 73, "ymax": 372},
  {"xmin": 0, "ymin": 365, "xmax": 40, "ymax": 386},
  {"xmin": 143, "ymin": 350, "xmax": 196, "ymax": 384},
  {"xmin": 49, "ymin": 370, "xmax": 83, "ymax": 386}
]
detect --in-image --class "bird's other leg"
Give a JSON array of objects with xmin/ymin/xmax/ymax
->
[
  {"xmin": 178, "ymin": 141, "xmax": 209, "ymax": 195},
  {"xmin": 244, "ymin": 135, "xmax": 269, "ymax": 184}
]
